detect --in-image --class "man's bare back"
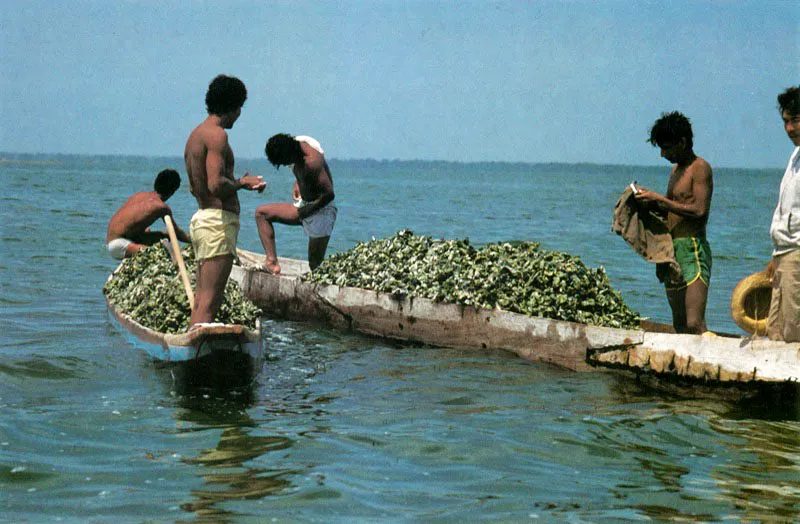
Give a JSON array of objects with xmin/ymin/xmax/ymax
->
[
  {"xmin": 293, "ymin": 142, "xmax": 334, "ymax": 206},
  {"xmin": 106, "ymin": 192, "xmax": 169, "ymax": 243},
  {"xmin": 184, "ymin": 117, "xmax": 241, "ymax": 215}
]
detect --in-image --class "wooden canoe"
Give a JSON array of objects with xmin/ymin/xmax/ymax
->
[
  {"xmin": 231, "ymin": 249, "xmax": 800, "ymax": 387},
  {"xmin": 105, "ymin": 270, "xmax": 263, "ymax": 389}
]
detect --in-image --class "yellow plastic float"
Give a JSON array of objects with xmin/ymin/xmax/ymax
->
[{"xmin": 730, "ymin": 272, "xmax": 772, "ymax": 335}]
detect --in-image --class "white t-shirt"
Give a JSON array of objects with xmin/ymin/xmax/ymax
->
[{"xmin": 770, "ymin": 146, "xmax": 800, "ymax": 256}]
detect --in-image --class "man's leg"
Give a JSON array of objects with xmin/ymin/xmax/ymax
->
[
  {"xmin": 124, "ymin": 243, "xmax": 147, "ymax": 258},
  {"xmin": 308, "ymin": 236, "xmax": 331, "ymax": 270},
  {"xmin": 683, "ymin": 279, "xmax": 709, "ymax": 334},
  {"xmin": 255, "ymin": 203, "xmax": 300, "ymax": 274},
  {"xmin": 768, "ymin": 250, "xmax": 800, "ymax": 342},
  {"xmin": 190, "ymin": 254, "xmax": 234, "ymax": 326},
  {"xmin": 781, "ymin": 259, "xmax": 800, "ymax": 342},
  {"xmin": 136, "ymin": 231, "xmax": 167, "ymax": 245},
  {"xmin": 666, "ymin": 287, "xmax": 687, "ymax": 333},
  {"xmin": 123, "ymin": 232, "xmax": 166, "ymax": 257}
]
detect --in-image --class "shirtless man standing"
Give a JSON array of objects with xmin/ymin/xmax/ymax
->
[
  {"xmin": 184, "ymin": 74, "xmax": 266, "ymax": 326},
  {"xmin": 106, "ymin": 169, "xmax": 190, "ymax": 259},
  {"xmin": 635, "ymin": 111, "xmax": 714, "ymax": 334},
  {"xmin": 255, "ymin": 134, "xmax": 336, "ymax": 274}
]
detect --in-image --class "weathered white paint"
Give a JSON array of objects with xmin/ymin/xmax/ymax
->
[{"xmin": 592, "ymin": 332, "xmax": 800, "ymax": 382}]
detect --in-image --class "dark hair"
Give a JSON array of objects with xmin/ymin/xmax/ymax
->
[
  {"xmin": 205, "ymin": 75, "xmax": 247, "ymax": 115},
  {"xmin": 777, "ymin": 86, "xmax": 800, "ymax": 117},
  {"xmin": 154, "ymin": 169, "xmax": 180, "ymax": 197},
  {"xmin": 648, "ymin": 111, "xmax": 694, "ymax": 149},
  {"xmin": 265, "ymin": 133, "xmax": 303, "ymax": 167}
]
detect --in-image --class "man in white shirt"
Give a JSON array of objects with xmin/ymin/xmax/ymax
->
[{"xmin": 765, "ymin": 85, "xmax": 800, "ymax": 342}]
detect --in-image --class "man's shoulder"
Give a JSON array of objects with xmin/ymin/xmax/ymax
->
[
  {"xmin": 301, "ymin": 146, "xmax": 325, "ymax": 172},
  {"xmin": 690, "ymin": 156, "xmax": 713, "ymax": 176},
  {"xmin": 124, "ymin": 191, "xmax": 154, "ymax": 204},
  {"xmin": 128, "ymin": 192, "xmax": 167, "ymax": 207},
  {"xmin": 189, "ymin": 122, "xmax": 228, "ymax": 147}
]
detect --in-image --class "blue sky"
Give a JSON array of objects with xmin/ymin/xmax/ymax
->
[{"xmin": 1, "ymin": 1, "xmax": 797, "ymax": 167}]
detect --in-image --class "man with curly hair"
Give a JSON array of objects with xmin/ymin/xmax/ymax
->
[
  {"xmin": 255, "ymin": 133, "xmax": 336, "ymax": 274},
  {"xmin": 184, "ymin": 74, "xmax": 266, "ymax": 327},
  {"xmin": 634, "ymin": 111, "xmax": 714, "ymax": 334},
  {"xmin": 765, "ymin": 85, "xmax": 800, "ymax": 342}
]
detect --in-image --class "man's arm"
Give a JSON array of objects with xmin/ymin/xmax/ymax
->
[
  {"xmin": 292, "ymin": 180, "xmax": 301, "ymax": 201},
  {"xmin": 170, "ymin": 216, "xmax": 191, "ymax": 242},
  {"xmin": 205, "ymin": 130, "xmax": 265, "ymax": 198},
  {"xmin": 297, "ymin": 164, "xmax": 335, "ymax": 219}
]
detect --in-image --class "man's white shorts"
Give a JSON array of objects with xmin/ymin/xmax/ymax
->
[
  {"xmin": 107, "ymin": 238, "xmax": 132, "ymax": 260},
  {"xmin": 302, "ymin": 202, "xmax": 337, "ymax": 238}
]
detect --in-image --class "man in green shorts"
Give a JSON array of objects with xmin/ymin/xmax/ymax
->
[{"xmin": 634, "ymin": 112, "xmax": 714, "ymax": 334}]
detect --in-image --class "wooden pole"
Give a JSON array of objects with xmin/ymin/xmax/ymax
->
[{"xmin": 163, "ymin": 215, "xmax": 195, "ymax": 310}]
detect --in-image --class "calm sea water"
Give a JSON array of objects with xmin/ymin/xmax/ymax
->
[{"xmin": 1, "ymin": 154, "xmax": 798, "ymax": 522}]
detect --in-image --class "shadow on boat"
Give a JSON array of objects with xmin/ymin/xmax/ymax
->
[
  {"xmin": 608, "ymin": 370, "xmax": 800, "ymax": 421},
  {"xmin": 154, "ymin": 351, "xmax": 261, "ymax": 397}
]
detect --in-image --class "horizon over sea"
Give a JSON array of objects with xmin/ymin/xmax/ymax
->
[
  {"xmin": 2, "ymin": 153, "xmax": 798, "ymax": 522},
  {"xmin": 1, "ymin": 150, "xmax": 790, "ymax": 171}
]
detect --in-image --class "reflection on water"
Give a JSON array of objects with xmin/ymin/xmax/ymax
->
[
  {"xmin": 155, "ymin": 323, "xmax": 339, "ymax": 522},
  {"xmin": 173, "ymin": 393, "xmax": 297, "ymax": 522},
  {"xmin": 602, "ymin": 374, "xmax": 800, "ymax": 522}
]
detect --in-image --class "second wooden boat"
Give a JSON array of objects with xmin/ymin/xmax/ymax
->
[{"xmin": 231, "ymin": 249, "xmax": 800, "ymax": 388}]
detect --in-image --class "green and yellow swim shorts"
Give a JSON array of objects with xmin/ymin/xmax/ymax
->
[{"xmin": 667, "ymin": 237, "xmax": 712, "ymax": 290}]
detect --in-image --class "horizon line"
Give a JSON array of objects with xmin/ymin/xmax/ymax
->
[{"xmin": 0, "ymin": 150, "xmax": 783, "ymax": 172}]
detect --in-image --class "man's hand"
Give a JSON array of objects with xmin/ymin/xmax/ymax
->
[
  {"xmin": 238, "ymin": 172, "xmax": 267, "ymax": 193},
  {"xmin": 765, "ymin": 259, "xmax": 776, "ymax": 281},
  {"xmin": 633, "ymin": 186, "xmax": 662, "ymax": 205},
  {"xmin": 633, "ymin": 186, "xmax": 668, "ymax": 213}
]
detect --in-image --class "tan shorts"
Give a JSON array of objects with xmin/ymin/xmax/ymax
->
[
  {"xmin": 767, "ymin": 249, "xmax": 800, "ymax": 342},
  {"xmin": 190, "ymin": 208, "xmax": 240, "ymax": 261}
]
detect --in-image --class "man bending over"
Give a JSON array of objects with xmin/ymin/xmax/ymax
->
[
  {"xmin": 106, "ymin": 169, "xmax": 190, "ymax": 259},
  {"xmin": 256, "ymin": 134, "xmax": 336, "ymax": 273}
]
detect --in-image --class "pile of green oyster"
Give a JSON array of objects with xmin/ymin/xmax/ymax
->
[
  {"xmin": 103, "ymin": 244, "xmax": 261, "ymax": 334},
  {"xmin": 306, "ymin": 230, "xmax": 640, "ymax": 329}
]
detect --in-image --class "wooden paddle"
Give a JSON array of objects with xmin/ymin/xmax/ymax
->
[{"xmin": 163, "ymin": 215, "xmax": 195, "ymax": 310}]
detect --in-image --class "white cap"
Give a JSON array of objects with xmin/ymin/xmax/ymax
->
[{"xmin": 295, "ymin": 135, "xmax": 324, "ymax": 154}]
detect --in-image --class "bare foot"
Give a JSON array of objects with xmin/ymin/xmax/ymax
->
[{"xmin": 262, "ymin": 259, "xmax": 281, "ymax": 275}]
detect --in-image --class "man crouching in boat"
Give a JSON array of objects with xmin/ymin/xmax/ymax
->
[
  {"xmin": 765, "ymin": 85, "xmax": 800, "ymax": 343},
  {"xmin": 106, "ymin": 169, "xmax": 190, "ymax": 259},
  {"xmin": 184, "ymin": 74, "xmax": 266, "ymax": 327},
  {"xmin": 634, "ymin": 112, "xmax": 714, "ymax": 335},
  {"xmin": 255, "ymin": 133, "xmax": 336, "ymax": 274}
]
